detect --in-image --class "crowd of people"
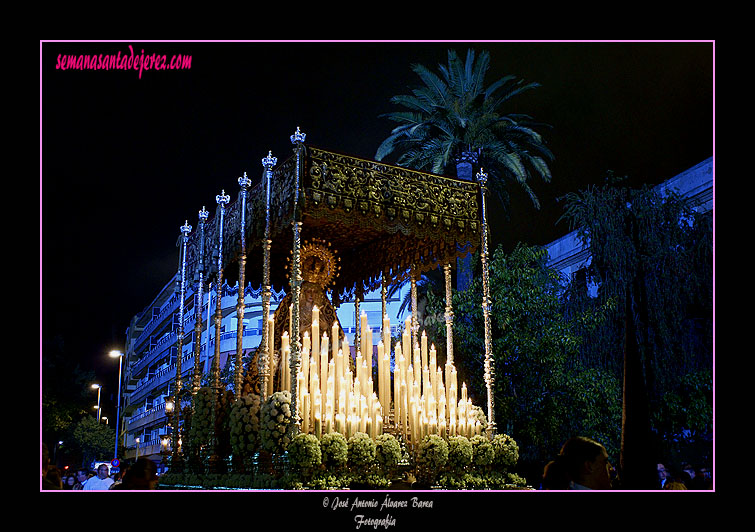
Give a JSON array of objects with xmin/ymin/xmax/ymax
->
[
  {"xmin": 656, "ymin": 461, "xmax": 712, "ymax": 490},
  {"xmin": 43, "ymin": 439, "xmax": 712, "ymax": 491},
  {"xmin": 42, "ymin": 443, "xmax": 158, "ymax": 490},
  {"xmin": 539, "ymin": 436, "xmax": 712, "ymax": 490}
]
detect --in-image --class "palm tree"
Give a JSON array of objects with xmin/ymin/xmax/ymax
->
[{"xmin": 376, "ymin": 48, "xmax": 554, "ymax": 290}]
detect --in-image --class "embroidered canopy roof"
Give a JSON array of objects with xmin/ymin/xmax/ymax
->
[{"xmin": 184, "ymin": 146, "xmax": 481, "ymax": 301}]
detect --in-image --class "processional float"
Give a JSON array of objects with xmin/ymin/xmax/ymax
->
[{"xmin": 173, "ymin": 128, "xmax": 497, "ymax": 461}]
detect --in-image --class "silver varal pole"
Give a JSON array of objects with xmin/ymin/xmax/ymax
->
[
  {"xmin": 260, "ymin": 151, "xmax": 277, "ymax": 400},
  {"xmin": 444, "ymin": 263, "xmax": 454, "ymax": 366},
  {"xmin": 174, "ymin": 220, "xmax": 192, "ymax": 465},
  {"xmin": 192, "ymin": 206, "xmax": 209, "ymax": 396},
  {"xmin": 289, "ymin": 126, "xmax": 306, "ymax": 432},
  {"xmin": 236, "ymin": 172, "xmax": 252, "ymax": 396},
  {"xmin": 477, "ymin": 168, "xmax": 496, "ymax": 437},
  {"xmin": 209, "ymin": 190, "xmax": 230, "ymax": 467},
  {"xmin": 213, "ymin": 191, "xmax": 230, "ymax": 391}
]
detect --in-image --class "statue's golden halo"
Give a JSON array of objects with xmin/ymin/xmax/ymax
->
[{"xmin": 287, "ymin": 238, "xmax": 340, "ymax": 288}]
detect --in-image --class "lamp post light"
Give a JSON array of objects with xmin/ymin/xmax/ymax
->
[
  {"xmin": 91, "ymin": 384, "xmax": 102, "ymax": 422},
  {"xmin": 109, "ymin": 350, "xmax": 125, "ymax": 461},
  {"xmin": 160, "ymin": 435, "xmax": 171, "ymax": 472},
  {"xmin": 164, "ymin": 398, "xmax": 174, "ymax": 469},
  {"xmin": 102, "ymin": 417, "xmax": 108, "ymax": 425},
  {"xmin": 54, "ymin": 440, "xmax": 63, "ymax": 465}
]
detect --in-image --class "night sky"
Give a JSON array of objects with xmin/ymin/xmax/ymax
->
[{"xmin": 40, "ymin": 41, "xmax": 714, "ymax": 419}]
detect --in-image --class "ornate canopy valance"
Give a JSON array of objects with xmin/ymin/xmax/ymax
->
[{"xmin": 185, "ymin": 146, "xmax": 481, "ymax": 300}]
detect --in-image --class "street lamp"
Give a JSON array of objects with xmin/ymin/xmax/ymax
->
[
  {"xmin": 54, "ymin": 440, "xmax": 63, "ymax": 465},
  {"xmin": 109, "ymin": 350, "xmax": 125, "ymax": 462},
  {"xmin": 91, "ymin": 384, "xmax": 102, "ymax": 422}
]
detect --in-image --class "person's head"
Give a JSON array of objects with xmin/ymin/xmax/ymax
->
[
  {"xmin": 547, "ymin": 436, "xmax": 613, "ymax": 490},
  {"xmin": 66, "ymin": 476, "xmax": 76, "ymax": 487},
  {"xmin": 76, "ymin": 469, "xmax": 88, "ymax": 483},
  {"xmin": 657, "ymin": 463, "xmax": 668, "ymax": 480},
  {"xmin": 682, "ymin": 463, "xmax": 695, "ymax": 479},
  {"xmin": 96, "ymin": 464, "xmax": 109, "ymax": 479},
  {"xmin": 122, "ymin": 458, "xmax": 158, "ymax": 490}
]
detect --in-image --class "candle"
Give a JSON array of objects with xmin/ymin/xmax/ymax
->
[
  {"xmin": 381, "ymin": 345, "xmax": 390, "ymax": 417},
  {"xmin": 302, "ymin": 390, "xmax": 310, "ymax": 434},
  {"xmin": 341, "ymin": 336, "xmax": 350, "ymax": 369},
  {"xmin": 393, "ymin": 347, "xmax": 400, "ymax": 423},
  {"xmin": 402, "ymin": 316, "xmax": 411, "ymax": 371},
  {"xmin": 281, "ymin": 332, "xmax": 290, "ymax": 393},
  {"xmin": 332, "ymin": 320, "xmax": 339, "ymax": 359},
  {"xmin": 303, "ymin": 331, "xmax": 311, "ymax": 360},
  {"xmin": 310, "ymin": 373, "xmax": 319, "ymax": 429},
  {"xmin": 335, "ymin": 349, "xmax": 344, "ymax": 405},
  {"xmin": 355, "ymin": 350, "xmax": 362, "ymax": 391},
  {"xmin": 366, "ymin": 326, "xmax": 373, "ymax": 363},
  {"xmin": 377, "ymin": 340, "xmax": 383, "ymax": 399},
  {"xmin": 312, "ymin": 309, "xmax": 320, "ymax": 376},
  {"xmin": 301, "ymin": 345, "xmax": 310, "ymax": 394},
  {"xmin": 399, "ymin": 380, "xmax": 407, "ymax": 438},
  {"xmin": 315, "ymin": 410, "xmax": 322, "ymax": 439},
  {"xmin": 395, "ymin": 343, "xmax": 403, "ymax": 382},
  {"xmin": 267, "ymin": 316, "xmax": 275, "ymax": 397},
  {"xmin": 382, "ymin": 314, "xmax": 391, "ymax": 357},
  {"xmin": 320, "ymin": 337, "xmax": 329, "ymax": 407},
  {"xmin": 362, "ymin": 359, "xmax": 370, "ymax": 398},
  {"xmin": 413, "ymin": 345, "xmax": 421, "ymax": 392},
  {"xmin": 430, "ymin": 344, "xmax": 437, "ymax": 396},
  {"xmin": 360, "ymin": 311, "xmax": 368, "ymax": 360},
  {"xmin": 339, "ymin": 379, "xmax": 347, "ymax": 421},
  {"xmin": 421, "ymin": 330, "xmax": 428, "ymax": 372},
  {"xmin": 336, "ymin": 412, "xmax": 345, "ymax": 434},
  {"xmin": 297, "ymin": 369, "xmax": 305, "ymax": 416},
  {"xmin": 422, "ymin": 367, "xmax": 430, "ymax": 401}
]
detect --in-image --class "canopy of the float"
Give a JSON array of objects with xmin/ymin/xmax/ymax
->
[{"xmin": 185, "ymin": 146, "xmax": 481, "ymax": 299}]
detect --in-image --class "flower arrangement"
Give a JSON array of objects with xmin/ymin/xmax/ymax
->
[
  {"xmin": 374, "ymin": 433, "xmax": 402, "ymax": 477},
  {"xmin": 470, "ymin": 434, "xmax": 494, "ymax": 467},
  {"xmin": 319, "ymin": 432, "xmax": 348, "ymax": 469},
  {"xmin": 491, "ymin": 433, "xmax": 519, "ymax": 469},
  {"xmin": 229, "ymin": 393, "xmax": 261, "ymax": 461},
  {"xmin": 347, "ymin": 432, "xmax": 377, "ymax": 470},
  {"xmin": 259, "ymin": 391, "xmax": 294, "ymax": 455},
  {"xmin": 187, "ymin": 387, "xmax": 215, "ymax": 447},
  {"xmin": 288, "ymin": 432, "xmax": 322, "ymax": 473},
  {"xmin": 447, "ymin": 435, "xmax": 473, "ymax": 470},
  {"xmin": 416, "ymin": 434, "xmax": 448, "ymax": 486}
]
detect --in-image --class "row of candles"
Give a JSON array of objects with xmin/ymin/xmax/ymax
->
[{"xmin": 266, "ymin": 306, "xmax": 484, "ymax": 443}]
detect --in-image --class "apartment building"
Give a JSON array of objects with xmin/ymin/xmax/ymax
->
[{"xmin": 544, "ymin": 157, "xmax": 713, "ymax": 289}]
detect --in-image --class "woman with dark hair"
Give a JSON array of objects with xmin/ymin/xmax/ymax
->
[
  {"xmin": 111, "ymin": 457, "xmax": 158, "ymax": 490},
  {"xmin": 542, "ymin": 436, "xmax": 614, "ymax": 490}
]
